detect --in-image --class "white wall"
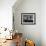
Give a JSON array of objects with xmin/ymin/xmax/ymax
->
[
  {"xmin": 0, "ymin": 0, "xmax": 16, "ymax": 30},
  {"xmin": 41, "ymin": 0, "xmax": 46, "ymax": 46},
  {"xmin": 13, "ymin": 0, "xmax": 41, "ymax": 46}
]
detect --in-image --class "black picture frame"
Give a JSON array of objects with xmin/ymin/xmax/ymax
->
[{"xmin": 21, "ymin": 13, "xmax": 36, "ymax": 25}]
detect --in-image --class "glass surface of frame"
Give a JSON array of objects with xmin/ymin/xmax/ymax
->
[{"xmin": 21, "ymin": 13, "xmax": 36, "ymax": 25}]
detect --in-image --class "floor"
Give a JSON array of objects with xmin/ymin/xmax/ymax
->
[
  {"xmin": 0, "ymin": 39, "xmax": 16, "ymax": 46},
  {"xmin": 0, "ymin": 33, "xmax": 23, "ymax": 46}
]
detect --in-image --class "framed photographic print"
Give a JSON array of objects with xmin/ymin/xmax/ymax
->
[{"xmin": 21, "ymin": 13, "xmax": 36, "ymax": 25}]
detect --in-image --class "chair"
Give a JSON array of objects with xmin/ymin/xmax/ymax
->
[{"xmin": 14, "ymin": 33, "xmax": 23, "ymax": 46}]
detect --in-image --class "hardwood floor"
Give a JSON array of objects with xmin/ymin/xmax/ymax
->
[
  {"xmin": 0, "ymin": 39, "xmax": 16, "ymax": 46},
  {"xmin": 0, "ymin": 33, "xmax": 23, "ymax": 46}
]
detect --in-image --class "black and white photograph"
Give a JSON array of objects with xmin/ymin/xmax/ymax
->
[{"xmin": 21, "ymin": 13, "xmax": 36, "ymax": 25}]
